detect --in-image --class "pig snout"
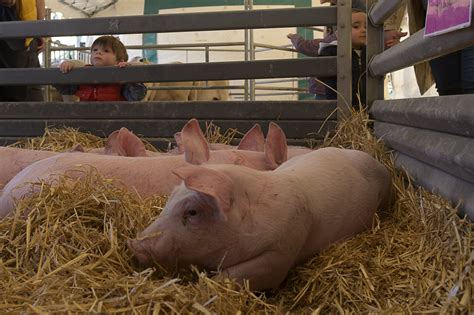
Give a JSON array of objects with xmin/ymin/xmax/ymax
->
[
  {"xmin": 127, "ymin": 231, "xmax": 177, "ymax": 270},
  {"xmin": 127, "ymin": 238, "xmax": 155, "ymax": 268}
]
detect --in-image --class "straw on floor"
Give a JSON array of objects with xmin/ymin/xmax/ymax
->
[{"xmin": 1, "ymin": 113, "xmax": 472, "ymax": 313}]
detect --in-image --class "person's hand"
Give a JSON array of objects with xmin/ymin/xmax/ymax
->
[
  {"xmin": 36, "ymin": 38, "xmax": 46, "ymax": 53},
  {"xmin": 287, "ymin": 33, "xmax": 298, "ymax": 40},
  {"xmin": 0, "ymin": 0, "xmax": 16, "ymax": 7},
  {"xmin": 59, "ymin": 61, "xmax": 75, "ymax": 73},
  {"xmin": 384, "ymin": 30, "xmax": 408, "ymax": 48},
  {"xmin": 117, "ymin": 61, "xmax": 129, "ymax": 68}
]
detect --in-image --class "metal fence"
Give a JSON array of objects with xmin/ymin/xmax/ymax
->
[
  {"xmin": 0, "ymin": 4, "xmax": 350, "ymax": 149},
  {"xmin": 366, "ymin": 0, "xmax": 474, "ymax": 219}
]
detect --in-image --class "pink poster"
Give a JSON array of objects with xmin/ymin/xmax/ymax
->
[{"xmin": 425, "ymin": 0, "xmax": 472, "ymax": 37}]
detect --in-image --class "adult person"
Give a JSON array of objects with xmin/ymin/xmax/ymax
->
[
  {"xmin": 407, "ymin": 0, "xmax": 474, "ymax": 95},
  {"xmin": 0, "ymin": 0, "xmax": 45, "ymax": 101}
]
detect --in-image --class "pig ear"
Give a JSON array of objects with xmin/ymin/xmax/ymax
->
[
  {"xmin": 69, "ymin": 143, "xmax": 85, "ymax": 152},
  {"xmin": 172, "ymin": 132, "xmax": 185, "ymax": 154},
  {"xmin": 181, "ymin": 119, "xmax": 210, "ymax": 165},
  {"xmin": 237, "ymin": 124, "xmax": 264, "ymax": 151},
  {"xmin": 105, "ymin": 127, "xmax": 147, "ymax": 157},
  {"xmin": 172, "ymin": 165, "xmax": 233, "ymax": 219},
  {"xmin": 264, "ymin": 122, "xmax": 288, "ymax": 169}
]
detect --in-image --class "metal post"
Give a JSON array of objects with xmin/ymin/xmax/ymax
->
[
  {"xmin": 44, "ymin": 8, "xmax": 52, "ymax": 101},
  {"xmin": 248, "ymin": 0, "xmax": 255, "ymax": 101},
  {"xmin": 204, "ymin": 45, "xmax": 210, "ymax": 63},
  {"xmin": 243, "ymin": 0, "xmax": 250, "ymax": 101},
  {"xmin": 366, "ymin": 0, "xmax": 384, "ymax": 108},
  {"xmin": 336, "ymin": 0, "xmax": 352, "ymax": 118}
]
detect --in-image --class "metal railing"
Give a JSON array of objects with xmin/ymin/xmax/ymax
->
[
  {"xmin": 44, "ymin": 40, "xmax": 309, "ymax": 100},
  {"xmin": 366, "ymin": 0, "xmax": 474, "ymax": 219}
]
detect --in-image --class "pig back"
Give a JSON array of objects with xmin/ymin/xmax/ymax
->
[
  {"xmin": 278, "ymin": 147, "xmax": 391, "ymax": 260},
  {"xmin": 0, "ymin": 147, "xmax": 57, "ymax": 189}
]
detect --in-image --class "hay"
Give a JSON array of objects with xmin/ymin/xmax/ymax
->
[
  {"xmin": 204, "ymin": 121, "xmax": 239, "ymax": 145},
  {"xmin": 1, "ymin": 112, "xmax": 472, "ymax": 313},
  {"xmin": 9, "ymin": 127, "xmax": 105, "ymax": 151}
]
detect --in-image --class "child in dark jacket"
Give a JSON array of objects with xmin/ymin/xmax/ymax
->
[
  {"xmin": 55, "ymin": 35, "xmax": 147, "ymax": 101},
  {"xmin": 317, "ymin": 8, "xmax": 367, "ymax": 108}
]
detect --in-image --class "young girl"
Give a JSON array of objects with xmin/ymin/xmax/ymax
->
[
  {"xmin": 317, "ymin": 8, "xmax": 367, "ymax": 108},
  {"xmin": 55, "ymin": 35, "xmax": 147, "ymax": 101}
]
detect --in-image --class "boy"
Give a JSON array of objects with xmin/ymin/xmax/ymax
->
[
  {"xmin": 317, "ymin": 8, "xmax": 367, "ymax": 108},
  {"xmin": 55, "ymin": 35, "xmax": 147, "ymax": 101}
]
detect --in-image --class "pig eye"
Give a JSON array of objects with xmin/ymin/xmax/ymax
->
[{"xmin": 182, "ymin": 209, "xmax": 199, "ymax": 226}]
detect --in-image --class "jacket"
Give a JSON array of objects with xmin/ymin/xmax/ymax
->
[
  {"xmin": 75, "ymin": 83, "xmax": 126, "ymax": 101},
  {"xmin": 319, "ymin": 43, "xmax": 367, "ymax": 108}
]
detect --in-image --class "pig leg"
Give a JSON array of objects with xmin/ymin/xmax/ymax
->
[{"xmin": 217, "ymin": 251, "xmax": 295, "ymax": 291}]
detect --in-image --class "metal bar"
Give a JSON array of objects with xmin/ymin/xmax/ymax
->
[
  {"xmin": 0, "ymin": 119, "xmax": 336, "ymax": 139},
  {"xmin": 374, "ymin": 121, "xmax": 474, "ymax": 184},
  {"xmin": 370, "ymin": 95, "xmax": 474, "ymax": 137},
  {"xmin": 254, "ymin": 86, "xmax": 307, "ymax": 91},
  {"xmin": 336, "ymin": 0, "xmax": 352, "ymax": 118},
  {"xmin": 368, "ymin": 0, "xmax": 404, "ymax": 26},
  {"xmin": 394, "ymin": 152, "xmax": 474, "ymax": 220},
  {"xmin": 256, "ymin": 78, "xmax": 306, "ymax": 84},
  {"xmin": 204, "ymin": 45, "xmax": 210, "ymax": 63},
  {"xmin": 0, "ymin": 7, "xmax": 337, "ymax": 38},
  {"xmin": 241, "ymin": 91, "xmax": 304, "ymax": 96},
  {"xmin": 50, "ymin": 42, "xmax": 296, "ymax": 53},
  {"xmin": 366, "ymin": 0, "xmax": 385, "ymax": 108},
  {"xmin": 146, "ymin": 85, "xmax": 240, "ymax": 91},
  {"xmin": 253, "ymin": 43, "xmax": 296, "ymax": 52},
  {"xmin": 0, "ymin": 101, "xmax": 337, "ymax": 120},
  {"xmin": 51, "ymin": 42, "xmax": 246, "ymax": 51},
  {"xmin": 146, "ymin": 85, "xmax": 305, "ymax": 92},
  {"xmin": 0, "ymin": 58, "xmax": 337, "ymax": 85},
  {"xmin": 304, "ymin": 26, "xmax": 325, "ymax": 32},
  {"xmin": 244, "ymin": 1, "xmax": 250, "ymax": 101},
  {"xmin": 370, "ymin": 7, "xmax": 474, "ymax": 76},
  {"xmin": 247, "ymin": 0, "xmax": 256, "ymax": 101},
  {"xmin": 44, "ymin": 8, "xmax": 52, "ymax": 101}
]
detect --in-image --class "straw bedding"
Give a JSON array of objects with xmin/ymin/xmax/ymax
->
[{"xmin": 0, "ymin": 113, "xmax": 472, "ymax": 313}]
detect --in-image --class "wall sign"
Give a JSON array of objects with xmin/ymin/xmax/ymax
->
[{"xmin": 425, "ymin": 0, "xmax": 472, "ymax": 37}]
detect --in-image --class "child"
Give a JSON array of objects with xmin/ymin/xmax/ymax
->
[
  {"xmin": 317, "ymin": 8, "xmax": 367, "ymax": 108},
  {"xmin": 55, "ymin": 35, "xmax": 147, "ymax": 101}
]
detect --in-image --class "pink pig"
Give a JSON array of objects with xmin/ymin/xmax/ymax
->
[
  {"xmin": 172, "ymin": 124, "xmax": 313, "ymax": 159},
  {"xmin": 0, "ymin": 128, "xmax": 149, "ymax": 189},
  {"xmin": 128, "ymin": 147, "xmax": 392, "ymax": 291},
  {"xmin": 0, "ymin": 119, "xmax": 288, "ymax": 218},
  {"xmin": 0, "ymin": 147, "xmax": 57, "ymax": 189},
  {"xmin": 172, "ymin": 123, "xmax": 266, "ymax": 153}
]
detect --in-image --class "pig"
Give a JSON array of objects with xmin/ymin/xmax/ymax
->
[
  {"xmin": 0, "ymin": 128, "xmax": 151, "ymax": 189},
  {"xmin": 171, "ymin": 123, "xmax": 313, "ymax": 159},
  {"xmin": 87, "ymin": 127, "xmax": 150, "ymax": 156},
  {"xmin": 128, "ymin": 147, "xmax": 392, "ymax": 291},
  {"xmin": 171, "ymin": 123, "xmax": 266, "ymax": 154},
  {"xmin": 0, "ymin": 119, "xmax": 288, "ymax": 218},
  {"xmin": 0, "ymin": 147, "xmax": 57, "ymax": 190}
]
